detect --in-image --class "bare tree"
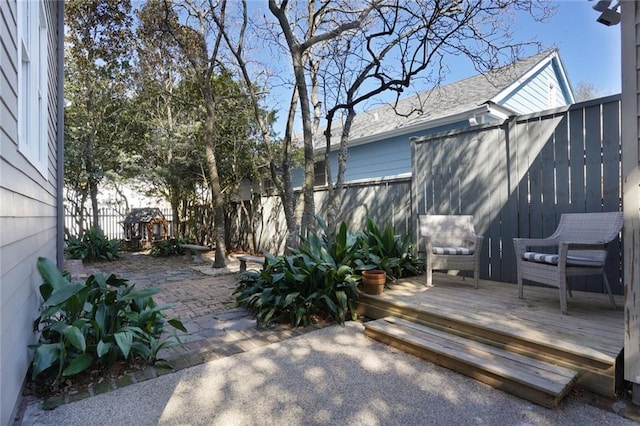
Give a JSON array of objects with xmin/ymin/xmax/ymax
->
[
  {"xmin": 315, "ymin": 0, "xmax": 555, "ymax": 230},
  {"xmin": 574, "ymin": 81, "xmax": 603, "ymax": 102},
  {"xmin": 155, "ymin": 0, "xmax": 232, "ymax": 267},
  {"xmin": 263, "ymin": 0, "xmax": 556, "ymax": 237},
  {"xmin": 268, "ymin": 0, "xmax": 380, "ymax": 236}
]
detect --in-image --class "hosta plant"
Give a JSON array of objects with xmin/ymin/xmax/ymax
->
[
  {"xmin": 235, "ymin": 222, "xmax": 360, "ymax": 328},
  {"xmin": 66, "ymin": 227, "xmax": 120, "ymax": 263},
  {"xmin": 30, "ymin": 257, "xmax": 186, "ymax": 389},
  {"xmin": 354, "ymin": 218, "xmax": 424, "ymax": 281},
  {"xmin": 150, "ymin": 238, "xmax": 187, "ymax": 257}
]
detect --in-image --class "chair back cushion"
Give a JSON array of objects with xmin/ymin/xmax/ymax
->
[{"xmin": 419, "ymin": 215, "xmax": 476, "ymax": 247}]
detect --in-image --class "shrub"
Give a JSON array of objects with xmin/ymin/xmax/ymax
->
[
  {"xmin": 354, "ymin": 218, "xmax": 424, "ymax": 281},
  {"xmin": 235, "ymin": 222, "xmax": 360, "ymax": 328},
  {"xmin": 150, "ymin": 238, "xmax": 187, "ymax": 257},
  {"xmin": 30, "ymin": 257, "xmax": 186, "ymax": 389},
  {"xmin": 66, "ymin": 227, "xmax": 120, "ymax": 263},
  {"xmin": 235, "ymin": 218, "xmax": 423, "ymax": 329}
]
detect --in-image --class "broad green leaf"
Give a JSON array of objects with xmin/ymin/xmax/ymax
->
[
  {"xmin": 119, "ymin": 287, "xmax": 161, "ymax": 301},
  {"xmin": 37, "ymin": 257, "xmax": 69, "ymax": 291},
  {"xmin": 63, "ymin": 353, "xmax": 94, "ymax": 376},
  {"xmin": 31, "ymin": 343, "xmax": 61, "ymax": 378},
  {"xmin": 58, "ymin": 324, "xmax": 86, "ymax": 352},
  {"xmin": 96, "ymin": 340, "xmax": 112, "ymax": 358},
  {"xmin": 167, "ymin": 318, "xmax": 187, "ymax": 333},
  {"xmin": 43, "ymin": 283, "xmax": 86, "ymax": 308},
  {"xmin": 114, "ymin": 331, "xmax": 133, "ymax": 358}
]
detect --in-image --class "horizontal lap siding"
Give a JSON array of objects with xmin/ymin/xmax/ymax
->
[
  {"xmin": 413, "ymin": 96, "xmax": 622, "ymax": 293},
  {"xmin": 0, "ymin": 2, "xmax": 60, "ymax": 425},
  {"xmin": 501, "ymin": 64, "xmax": 559, "ymax": 114}
]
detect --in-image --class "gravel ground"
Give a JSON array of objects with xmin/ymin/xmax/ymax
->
[{"xmin": 22, "ymin": 322, "xmax": 635, "ymax": 426}]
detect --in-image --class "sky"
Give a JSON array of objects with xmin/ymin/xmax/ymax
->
[
  {"xmin": 393, "ymin": 0, "xmax": 622, "ymax": 96},
  {"xmin": 516, "ymin": 0, "xmax": 621, "ymax": 97}
]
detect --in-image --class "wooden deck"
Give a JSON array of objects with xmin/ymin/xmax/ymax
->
[{"xmin": 358, "ymin": 273, "xmax": 624, "ymax": 406}]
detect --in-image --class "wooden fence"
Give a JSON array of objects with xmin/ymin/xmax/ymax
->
[
  {"xmin": 411, "ymin": 95, "xmax": 622, "ymax": 293},
  {"xmin": 64, "ymin": 206, "xmax": 174, "ymax": 241},
  {"xmin": 253, "ymin": 177, "xmax": 412, "ymax": 254}
]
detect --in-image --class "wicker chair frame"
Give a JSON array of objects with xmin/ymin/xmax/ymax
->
[
  {"xmin": 419, "ymin": 215, "xmax": 483, "ymax": 288},
  {"xmin": 513, "ymin": 211, "xmax": 623, "ymax": 314}
]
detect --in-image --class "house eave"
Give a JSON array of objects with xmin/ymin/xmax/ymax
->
[{"xmin": 316, "ymin": 104, "xmax": 497, "ymax": 154}]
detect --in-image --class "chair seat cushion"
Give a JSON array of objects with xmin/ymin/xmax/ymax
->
[
  {"xmin": 433, "ymin": 247, "xmax": 474, "ymax": 255},
  {"xmin": 523, "ymin": 252, "xmax": 603, "ymax": 267}
]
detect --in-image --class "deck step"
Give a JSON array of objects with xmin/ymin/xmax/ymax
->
[{"xmin": 364, "ymin": 316, "xmax": 578, "ymax": 408}]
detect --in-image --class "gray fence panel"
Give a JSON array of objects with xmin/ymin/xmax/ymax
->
[{"xmin": 412, "ymin": 95, "xmax": 622, "ymax": 294}]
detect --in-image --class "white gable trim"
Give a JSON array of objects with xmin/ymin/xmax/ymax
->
[{"xmin": 490, "ymin": 51, "xmax": 574, "ymax": 106}]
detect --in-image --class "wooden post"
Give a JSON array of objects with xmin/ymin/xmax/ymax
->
[{"xmin": 621, "ymin": 1, "xmax": 640, "ymax": 402}]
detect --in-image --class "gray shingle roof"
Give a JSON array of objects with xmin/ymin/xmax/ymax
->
[
  {"xmin": 320, "ymin": 49, "xmax": 556, "ymax": 147},
  {"xmin": 122, "ymin": 207, "xmax": 165, "ymax": 224}
]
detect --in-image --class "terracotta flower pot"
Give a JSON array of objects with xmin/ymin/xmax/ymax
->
[{"xmin": 361, "ymin": 270, "xmax": 386, "ymax": 295}]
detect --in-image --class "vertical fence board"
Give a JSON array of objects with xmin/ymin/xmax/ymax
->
[
  {"xmin": 569, "ymin": 108, "xmax": 586, "ymax": 213},
  {"xmin": 602, "ymin": 101, "xmax": 623, "ymax": 291},
  {"xmin": 516, "ymin": 120, "xmax": 532, "ymax": 240},
  {"xmin": 568, "ymin": 107, "xmax": 588, "ymax": 290},
  {"xmin": 585, "ymin": 105, "xmax": 604, "ymax": 212},
  {"xmin": 501, "ymin": 120, "xmax": 519, "ymax": 283},
  {"xmin": 554, "ymin": 114, "xmax": 571, "ymax": 215},
  {"xmin": 540, "ymin": 117, "xmax": 558, "ymax": 239},
  {"xmin": 528, "ymin": 119, "xmax": 545, "ymax": 238},
  {"xmin": 584, "ymin": 105, "xmax": 606, "ymax": 291}
]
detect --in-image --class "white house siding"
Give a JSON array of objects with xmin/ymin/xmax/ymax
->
[
  {"xmin": 500, "ymin": 60, "xmax": 572, "ymax": 114},
  {"xmin": 621, "ymin": 1, "xmax": 640, "ymax": 395},
  {"xmin": 0, "ymin": 1, "xmax": 61, "ymax": 424}
]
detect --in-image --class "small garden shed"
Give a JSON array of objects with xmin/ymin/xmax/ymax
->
[{"xmin": 122, "ymin": 207, "xmax": 169, "ymax": 249}]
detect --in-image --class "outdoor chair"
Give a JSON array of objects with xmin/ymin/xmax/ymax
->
[
  {"xmin": 513, "ymin": 211, "xmax": 623, "ymax": 315},
  {"xmin": 419, "ymin": 215, "xmax": 483, "ymax": 288}
]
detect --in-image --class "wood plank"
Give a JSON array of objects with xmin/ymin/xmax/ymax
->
[
  {"xmin": 360, "ymin": 278, "xmax": 622, "ymax": 366},
  {"xmin": 365, "ymin": 317, "xmax": 577, "ymax": 408},
  {"xmin": 554, "ymin": 114, "xmax": 571, "ymax": 214},
  {"xmin": 383, "ymin": 317, "xmax": 577, "ymax": 383},
  {"xmin": 540, "ymin": 116, "xmax": 557, "ymax": 238},
  {"xmin": 367, "ymin": 297, "xmax": 618, "ymax": 366},
  {"xmin": 389, "ymin": 278, "xmax": 623, "ymax": 333}
]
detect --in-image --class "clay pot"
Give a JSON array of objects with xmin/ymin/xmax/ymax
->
[{"xmin": 361, "ymin": 270, "xmax": 387, "ymax": 295}]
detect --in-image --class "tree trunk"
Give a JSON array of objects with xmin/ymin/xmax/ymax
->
[
  {"xmin": 85, "ymin": 131, "xmax": 100, "ymax": 230},
  {"xmin": 326, "ymin": 107, "xmax": 356, "ymax": 234},
  {"xmin": 203, "ymin": 99, "xmax": 227, "ymax": 267}
]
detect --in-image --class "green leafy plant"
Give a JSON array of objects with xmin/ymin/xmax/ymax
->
[
  {"xmin": 235, "ymin": 218, "xmax": 424, "ymax": 329},
  {"xmin": 150, "ymin": 238, "xmax": 187, "ymax": 257},
  {"xmin": 354, "ymin": 218, "xmax": 424, "ymax": 281},
  {"xmin": 66, "ymin": 227, "xmax": 120, "ymax": 263},
  {"xmin": 30, "ymin": 257, "xmax": 186, "ymax": 389},
  {"xmin": 235, "ymin": 221, "xmax": 360, "ymax": 328}
]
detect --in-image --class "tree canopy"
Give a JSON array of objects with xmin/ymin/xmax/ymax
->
[{"xmin": 63, "ymin": 0, "xmax": 556, "ymax": 253}]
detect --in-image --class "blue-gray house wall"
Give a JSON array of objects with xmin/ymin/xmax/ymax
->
[
  {"xmin": 500, "ymin": 60, "xmax": 572, "ymax": 113},
  {"xmin": 293, "ymin": 56, "xmax": 573, "ymax": 188}
]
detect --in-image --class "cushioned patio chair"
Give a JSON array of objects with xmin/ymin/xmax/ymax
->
[
  {"xmin": 513, "ymin": 211, "xmax": 623, "ymax": 315},
  {"xmin": 419, "ymin": 215, "xmax": 483, "ymax": 288}
]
